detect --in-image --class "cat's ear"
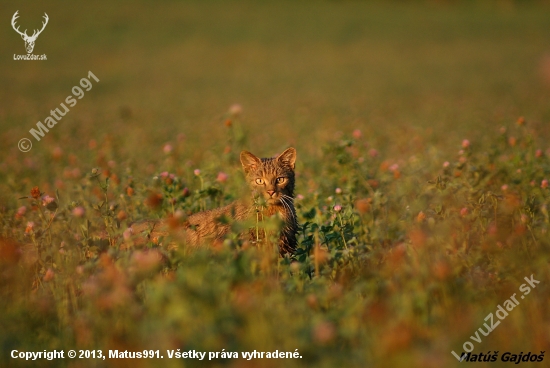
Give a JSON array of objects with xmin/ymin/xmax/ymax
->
[
  {"xmin": 240, "ymin": 151, "xmax": 261, "ymax": 173},
  {"xmin": 276, "ymin": 147, "xmax": 296, "ymax": 169}
]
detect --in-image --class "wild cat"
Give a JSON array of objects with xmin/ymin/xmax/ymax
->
[{"xmin": 128, "ymin": 148, "xmax": 298, "ymax": 255}]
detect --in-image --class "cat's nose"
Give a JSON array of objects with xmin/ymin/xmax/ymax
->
[{"xmin": 267, "ymin": 190, "xmax": 275, "ymax": 197}]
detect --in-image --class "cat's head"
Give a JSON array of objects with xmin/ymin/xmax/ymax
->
[{"xmin": 240, "ymin": 147, "xmax": 296, "ymax": 206}]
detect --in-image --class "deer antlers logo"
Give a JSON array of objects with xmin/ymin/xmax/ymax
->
[{"xmin": 11, "ymin": 11, "xmax": 49, "ymax": 54}]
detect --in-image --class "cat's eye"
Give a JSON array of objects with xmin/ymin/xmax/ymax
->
[
  {"xmin": 276, "ymin": 177, "xmax": 287, "ymax": 184},
  {"xmin": 255, "ymin": 178, "xmax": 264, "ymax": 185}
]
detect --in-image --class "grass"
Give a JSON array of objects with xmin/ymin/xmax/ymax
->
[{"xmin": 1, "ymin": 1, "xmax": 550, "ymax": 367}]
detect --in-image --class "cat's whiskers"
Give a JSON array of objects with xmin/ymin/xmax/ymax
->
[
  {"xmin": 278, "ymin": 197, "xmax": 292, "ymax": 217},
  {"xmin": 280, "ymin": 195, "xmax": 295, "ymax": 211},
  {"xmin": 129, "ymin": 148, "xmax": 297, "ymax": 256},
  {"xmin": 240, "ymin": 147, "xmax": 297, "ymax": 255},
  {"xmin": 280, "ymin": 194, "xmax": 294, "ymax": 203}
]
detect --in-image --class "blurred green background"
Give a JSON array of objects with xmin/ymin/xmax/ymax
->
[{"xmin": 2, "ymin": 0, "xmax": 550, "ymax": 164}]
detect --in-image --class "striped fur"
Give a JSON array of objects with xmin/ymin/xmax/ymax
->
[
  {"xmin": 128, "ymin": 148, "xmax": 298, "ymax": 256},
  {"xmin": 240, "ymin": 147, "xmax": 298, "ymax": 255}
]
